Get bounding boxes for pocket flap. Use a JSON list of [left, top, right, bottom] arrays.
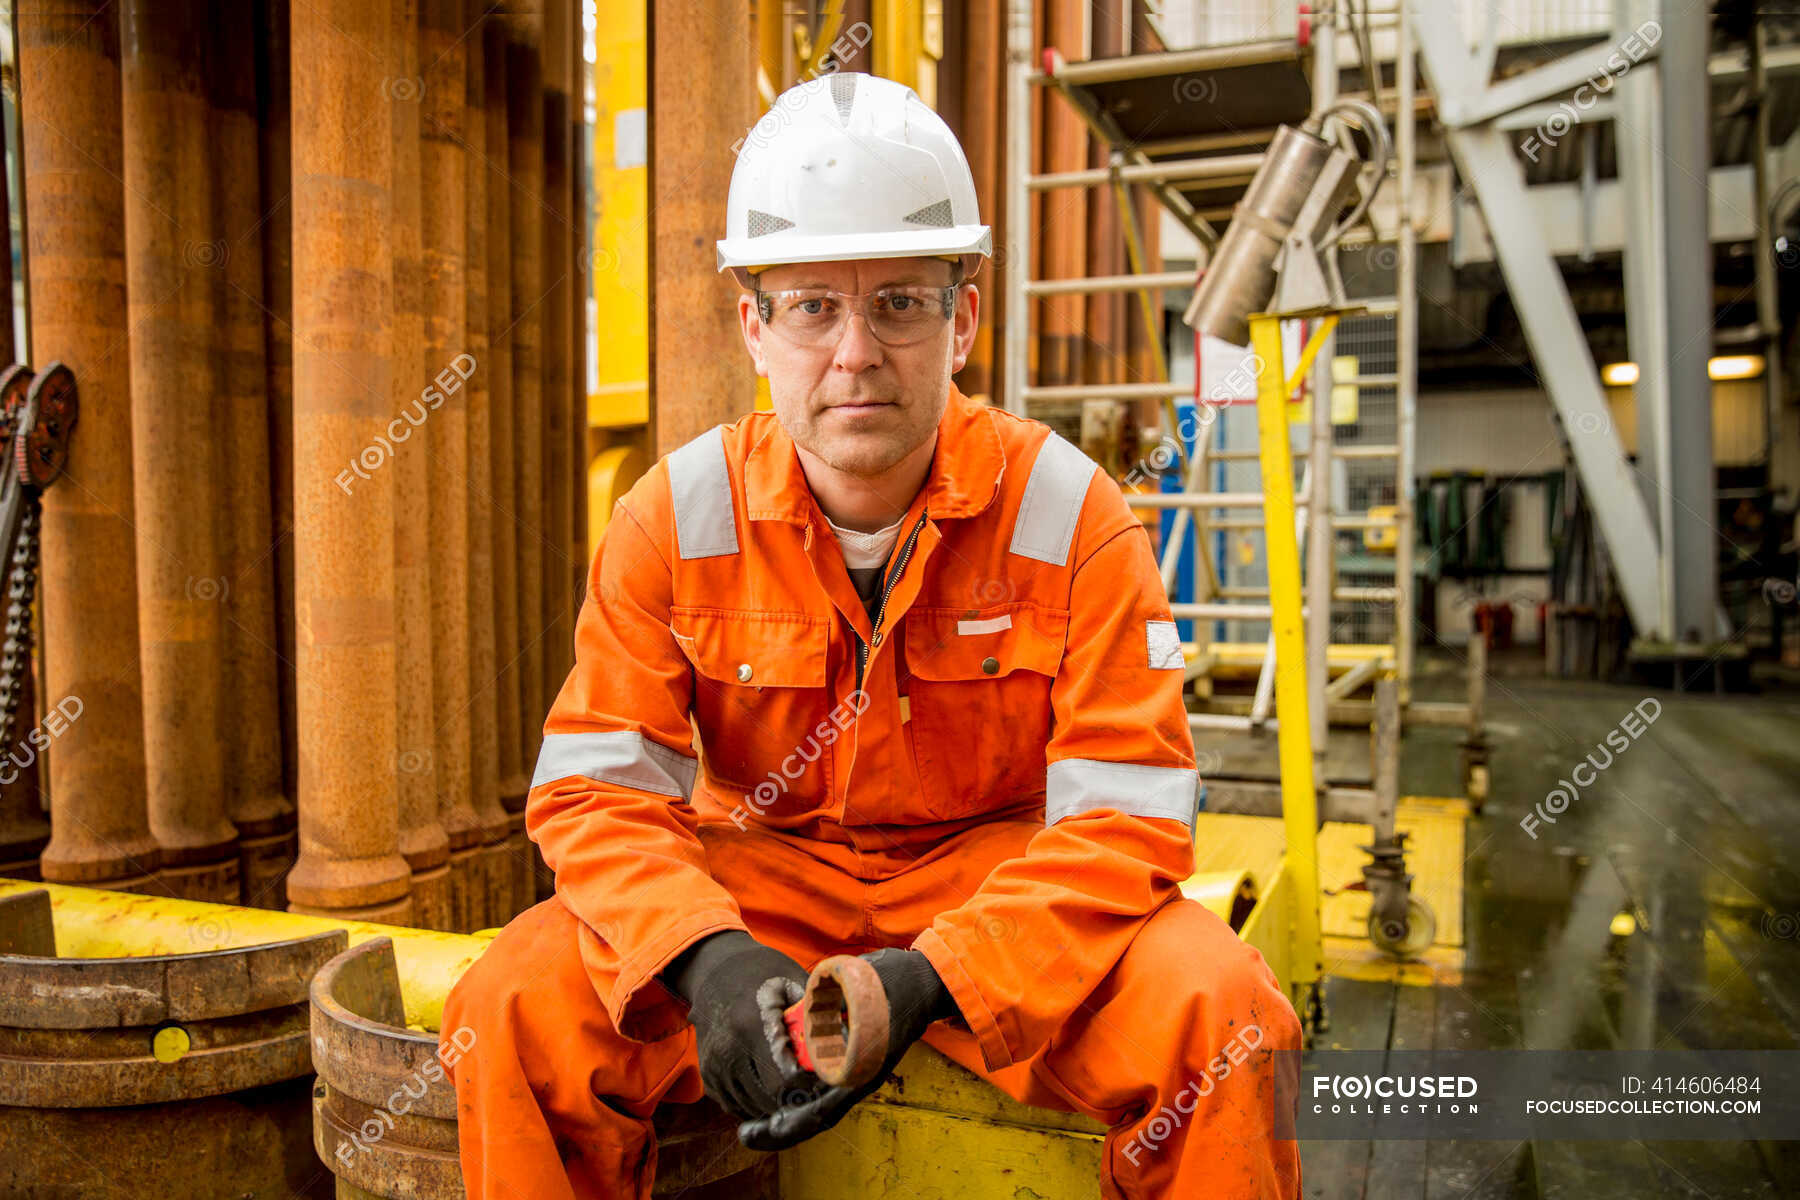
[[670, 607, 829, 688], [904, 604, 1068, 681]]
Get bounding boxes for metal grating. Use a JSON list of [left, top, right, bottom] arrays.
[[1330, 311, 1400, 647]]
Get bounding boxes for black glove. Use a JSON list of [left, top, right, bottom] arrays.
[[737, 947, 958, 1151], [660, 930, 816, 1121]]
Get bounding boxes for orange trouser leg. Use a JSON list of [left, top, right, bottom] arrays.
[[442, 826, 871, 1199], [440, 898, 702, 1200], [917, 897, 1303, 1200]]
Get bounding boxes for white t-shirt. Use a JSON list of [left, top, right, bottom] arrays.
[[826, 514, 905, 570], [827, 514, 904, 623]]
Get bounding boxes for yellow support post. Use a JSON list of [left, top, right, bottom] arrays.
[[1249, 312, 1334, 1023], [589, 0, 648, 432], [873, 0, 924, 98]]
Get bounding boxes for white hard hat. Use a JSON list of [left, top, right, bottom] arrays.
[[716, 72, 991, 273]]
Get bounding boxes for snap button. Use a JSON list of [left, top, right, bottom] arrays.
[[736, 663, 753, 682], [981, 656, 999, 675]]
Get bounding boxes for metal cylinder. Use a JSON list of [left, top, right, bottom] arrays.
[[420, 0, 490, 934], [565, 8, 589, 702], [649, 0, 755, 452], [484, 16, 531, 913], [506, 8, 547, 845], [541, 0, 574, 733], [0, 888, 341, 1198], [212, 0, 296, 909], [462, 0, 504, 938], [285, 0, 414, 924], [310, 937, 462, 1197], [1183, 123, 1336, 347], [21, 0, 163, 890], [257, 0, 300, 818], [392, 0, 454, 933], [119, 0, 241, 902]]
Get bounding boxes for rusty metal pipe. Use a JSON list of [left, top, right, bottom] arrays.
[[285, 0, 413, 924], [392, 0, 454, 933], [650, 0, 754, 453], [18, 0, 163, 888], [20, 0, 162, 890], [421, 0, 500, 935], [506, 7, 547, 830], [463, 1, 508, 938], [484, 17, 532, 912], [119, 0, 241, 902], [256, 0, 300, 825], [565, 2, 588, 687], [540, 0, 574, 734], [211, 0, 296, 909]]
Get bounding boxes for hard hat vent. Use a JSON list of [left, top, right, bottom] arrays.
[[747, 210, 795, 238], [830, 72, 857, 122], [902, 199, 953, 228]]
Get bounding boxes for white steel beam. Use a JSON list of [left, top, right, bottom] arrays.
[[1410, 0, 1664, 636]]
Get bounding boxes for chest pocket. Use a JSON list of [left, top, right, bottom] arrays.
[[670, 607, 837, 815], [902, 603, 1068, 820]]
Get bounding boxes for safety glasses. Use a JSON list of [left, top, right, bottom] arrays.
[[755, 283, 961, 347]]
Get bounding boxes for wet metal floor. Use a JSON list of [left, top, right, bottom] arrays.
[[1302, 650, 1800, 1198]]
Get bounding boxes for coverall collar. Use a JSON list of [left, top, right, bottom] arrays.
[[743, 383, 1004, 528]]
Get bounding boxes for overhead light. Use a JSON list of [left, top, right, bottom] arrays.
[[1708, 354, 1765, 381], [1598, 356, 1766, 386]]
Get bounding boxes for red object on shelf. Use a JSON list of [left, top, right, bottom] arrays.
[[1298, 4, 1312, 47], [1474, 601, 1516, 651]]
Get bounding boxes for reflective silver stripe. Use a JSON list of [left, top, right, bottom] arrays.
[[667, 426, 739, 559], [1147, 620, 1184, 670], [531, 730, 699, 800], [1045, 758, 1199, 828], [1010, 432, 1096, 566]]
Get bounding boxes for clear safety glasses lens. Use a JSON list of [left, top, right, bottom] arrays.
[[759, 285, 956, 347]]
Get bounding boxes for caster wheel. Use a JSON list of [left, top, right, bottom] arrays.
[[1368, 895, 1436, 961]]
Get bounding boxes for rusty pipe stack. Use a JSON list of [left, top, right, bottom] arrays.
[[13, 0, 591, 934]]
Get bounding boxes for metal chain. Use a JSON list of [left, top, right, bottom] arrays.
[[0, 499, 40, 752]]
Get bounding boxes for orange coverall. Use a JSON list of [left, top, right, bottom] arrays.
[[443, 385, 1301, 1198]]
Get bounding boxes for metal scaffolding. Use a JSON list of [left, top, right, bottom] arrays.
[[1002, 1, 1423, 712]]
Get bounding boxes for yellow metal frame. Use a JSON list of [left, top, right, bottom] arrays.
[[1179, 311, 1338, 1021]]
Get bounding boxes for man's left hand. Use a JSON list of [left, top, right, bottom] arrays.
[[738, 947, 958, 1151]]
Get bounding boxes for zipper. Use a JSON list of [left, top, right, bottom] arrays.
[[854, 507, 928, 693]]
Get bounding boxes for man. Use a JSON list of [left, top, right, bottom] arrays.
[[443, 72, 1300, 1198]]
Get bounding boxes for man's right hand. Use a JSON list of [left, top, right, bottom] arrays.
[[660, 930, 821, 1121]]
